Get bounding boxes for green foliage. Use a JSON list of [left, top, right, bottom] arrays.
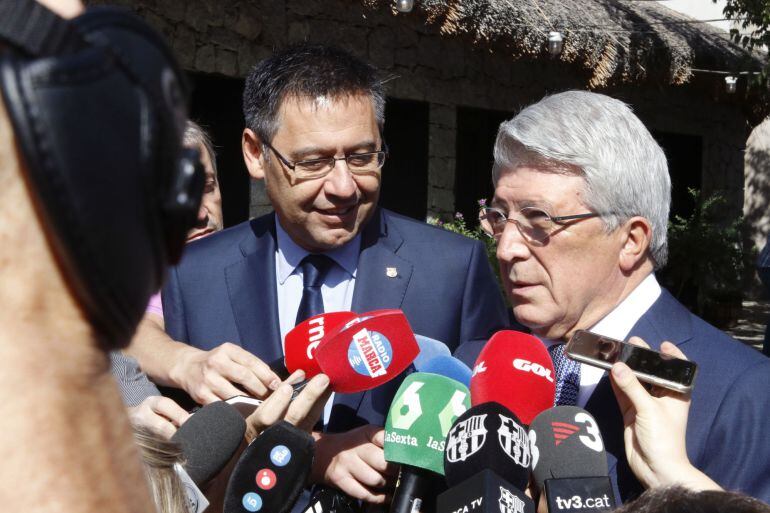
[[718, 0, 770, 89], [658, 188, 747, 324]]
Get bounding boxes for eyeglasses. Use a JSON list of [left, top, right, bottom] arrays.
[[479, 206, 608, 243], [264, 141, 388, 181]]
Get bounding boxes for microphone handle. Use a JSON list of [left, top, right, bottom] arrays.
[[389, 465, 442, 513]]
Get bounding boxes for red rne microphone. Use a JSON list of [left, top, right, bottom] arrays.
[[471, 330, 556, 425], [315, 309, 419, 393], [284, 311, 357, 377]]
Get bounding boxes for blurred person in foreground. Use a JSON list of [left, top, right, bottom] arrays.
[[0, 0, 204, 511], [613, 486, 770, 513], [456, 90, 770, 502]]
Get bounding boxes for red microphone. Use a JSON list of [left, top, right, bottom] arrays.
[[284, 311, 357, 377], [315, 310, 420, 393], [470, 330, 556, 425]]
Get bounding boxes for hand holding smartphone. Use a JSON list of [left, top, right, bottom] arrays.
[[564, 330, 697, 393]]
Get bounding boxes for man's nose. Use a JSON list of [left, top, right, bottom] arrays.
[[197, 202, 209, 224], [496, 221, 531, 263], [323, 159, 358, 199]]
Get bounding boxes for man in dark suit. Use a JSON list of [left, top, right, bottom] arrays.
[[133, 44, 507, 504], [457, 90, 770, 503]]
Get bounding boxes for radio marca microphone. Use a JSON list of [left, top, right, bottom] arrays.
[[471, 331, 556, 424], [421, 356, 472, 388], [385, 372, 470, 513], [529, 406, 616, 512], [412, 334, 452, 371], [171, 401, 246, 486], [224, 421, 314, 513], [284, 311, 357, 377], [315, 310, 419, 393]]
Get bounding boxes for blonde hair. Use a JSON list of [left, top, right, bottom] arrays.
[[133, 427, 189, 513]]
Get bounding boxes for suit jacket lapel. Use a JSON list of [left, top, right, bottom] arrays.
[[330, 210, 414, 431], [352, 209, 413, 312], [585, 288, 694, 501], [224, 215, 283, 363]]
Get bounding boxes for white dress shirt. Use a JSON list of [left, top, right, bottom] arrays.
[[541, 273, 662, 407], [274, 217, 361, 424]]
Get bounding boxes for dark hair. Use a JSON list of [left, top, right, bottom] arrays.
[[614, 486, 770, 513], [242, 43, 385, 142]]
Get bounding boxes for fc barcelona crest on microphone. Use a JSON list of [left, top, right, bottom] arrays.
[[498, 415, 531, 467], [499, 486, 526, 513], [446, 414, 488, 462]]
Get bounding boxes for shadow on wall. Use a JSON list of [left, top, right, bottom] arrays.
[[744, 120, 770, 239], [743, 119, 770, 297]]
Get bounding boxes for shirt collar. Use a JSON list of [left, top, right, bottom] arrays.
[[540, 273, 661, 346], [275, 215, 361, 285]]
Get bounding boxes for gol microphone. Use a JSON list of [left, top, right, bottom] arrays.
[[528, 406, 616, 513], [471, 330, 556, 425], [385, 372, 471, 513], [224, 421, 315, 513], [171, 401, 246, 486], [314, 309, 419, 393], [437, 402, 535, 513]]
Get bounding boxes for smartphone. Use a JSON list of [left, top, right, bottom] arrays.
[[564, 330, 698, 393]]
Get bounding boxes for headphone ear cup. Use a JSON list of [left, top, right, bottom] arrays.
[[161, 147, 204, 264]]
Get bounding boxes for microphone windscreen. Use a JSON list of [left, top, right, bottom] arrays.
[[171, 401, 246, 486], [443, 402, 531, 491], [412, 334, 451, 371], [420, 355, 472, 388], [299, 487, 360, 513], [384, 372, 470, 475], [284, 311, 357, 377], [471, 330, 555, 424], [315, 310, 419, 393], [528, 406, 608, 490], [224, 421, 314, 513]]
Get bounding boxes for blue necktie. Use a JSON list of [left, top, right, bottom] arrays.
[[295, 254, 334, 326], [548, 343, 581, 406]]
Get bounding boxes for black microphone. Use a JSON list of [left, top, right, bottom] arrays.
[[300, 486, 361, 513], [529, 406, 617, 513], [224, 421, 315, 513], [171, 401, 246, 486], [437, 402, 535, 513]]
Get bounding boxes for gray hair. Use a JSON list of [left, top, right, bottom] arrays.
[[493, 90, 671, 268], [183, 120, 217, 176]]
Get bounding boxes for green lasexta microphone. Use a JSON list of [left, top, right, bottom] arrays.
[[385, 372, 470, 513]]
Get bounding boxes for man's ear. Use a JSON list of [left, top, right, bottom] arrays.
[[619, 216, 653, 272], [242, 128, 267, 181]]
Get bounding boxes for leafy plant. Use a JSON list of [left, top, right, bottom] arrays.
[[658, 188, 747, 326]]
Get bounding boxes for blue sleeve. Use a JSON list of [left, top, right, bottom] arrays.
[[699, 358, 770, 501], [161, 264, 188, 343]]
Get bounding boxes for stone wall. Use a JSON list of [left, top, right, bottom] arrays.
[[88, 0, 753, 226]]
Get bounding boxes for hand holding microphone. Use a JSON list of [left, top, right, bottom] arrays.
[[244, 370, 332, 442], [609, 338, 720, 492]]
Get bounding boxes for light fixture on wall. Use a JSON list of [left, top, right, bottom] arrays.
[[725, 75, 738, 94], [548, 31, 564, 56], [396, 0, 414, 13]]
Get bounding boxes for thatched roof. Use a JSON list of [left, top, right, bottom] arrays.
[[362, 0, 763, 89]]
